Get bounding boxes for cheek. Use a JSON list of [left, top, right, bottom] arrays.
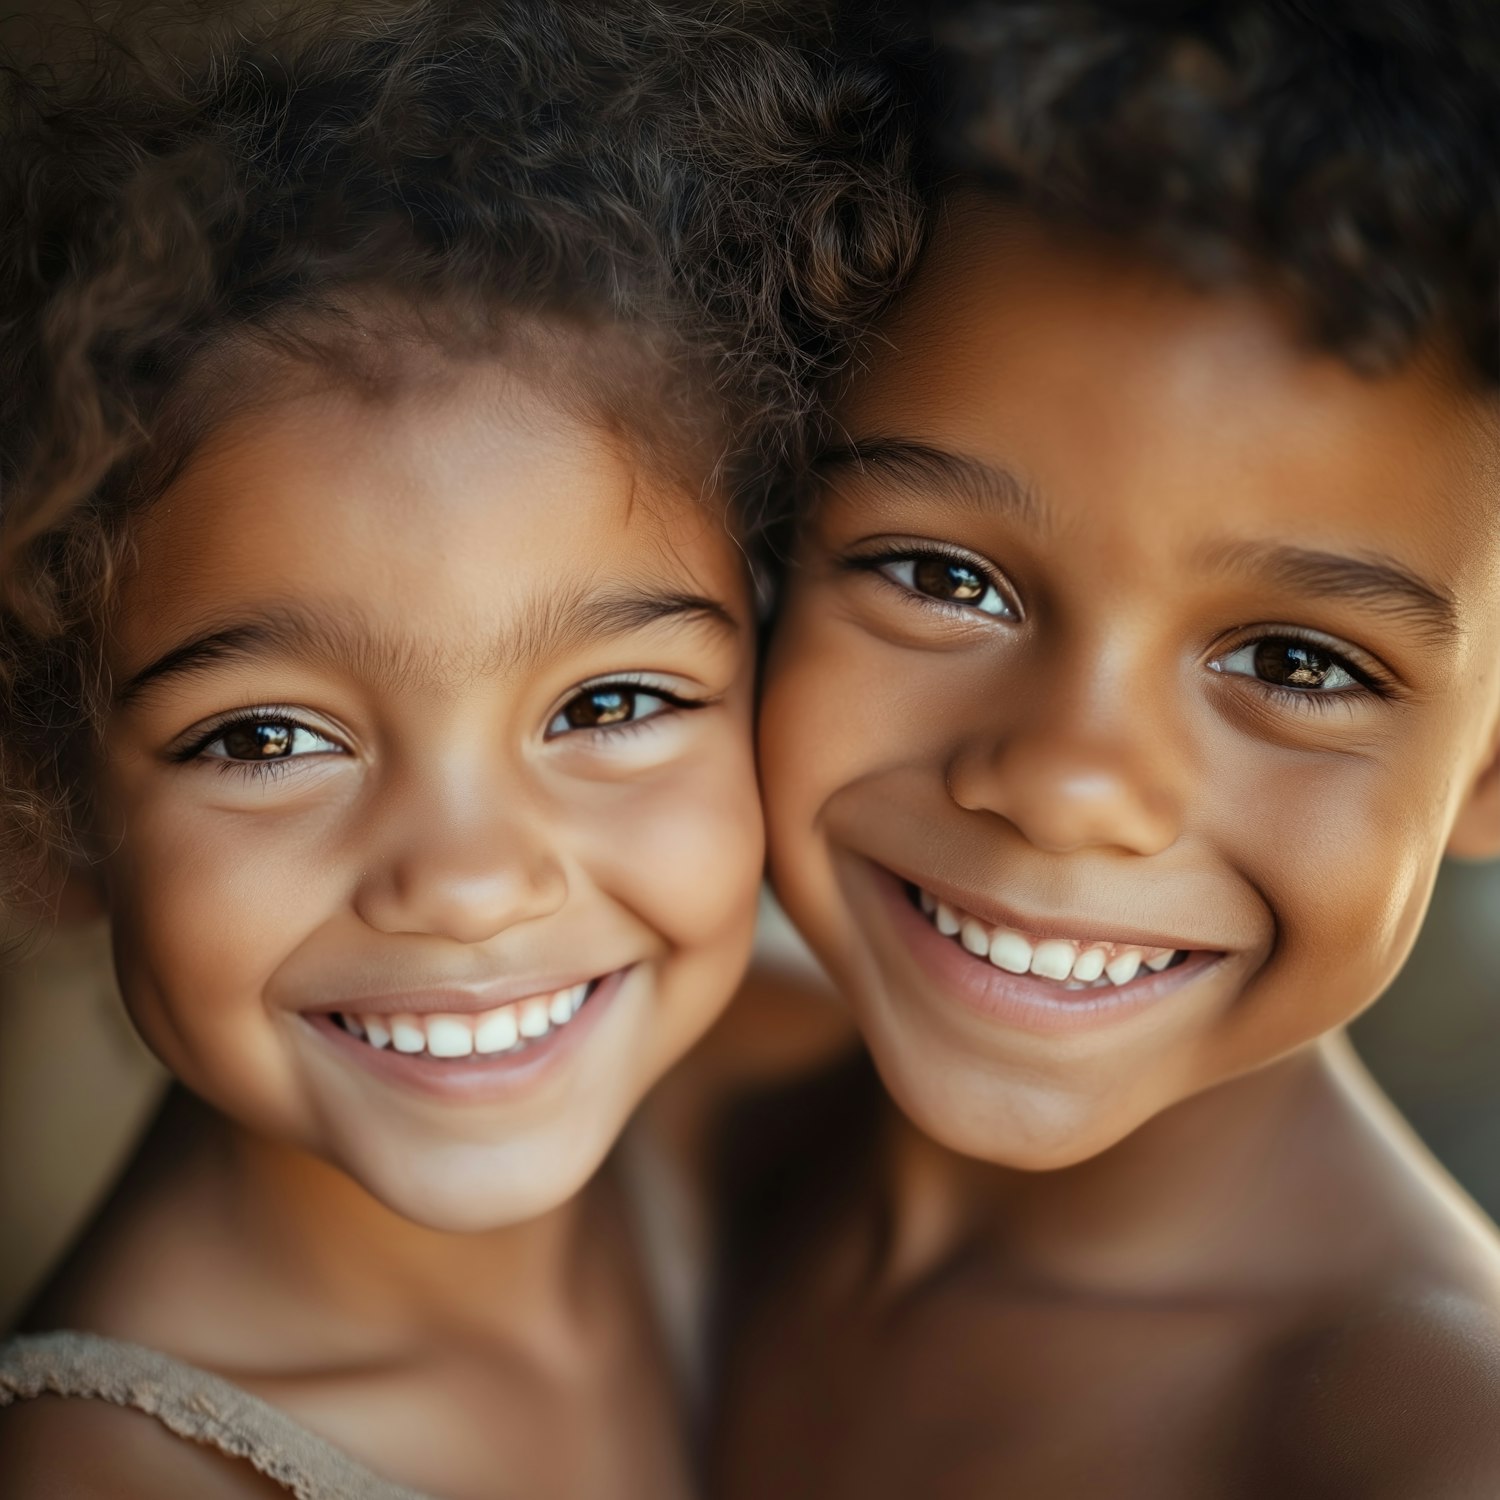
[[761, 606, 874, 851], [1207, 735, 1452, 1047], [581, 722, 765, 951], [759, 598, 946, 964], [99, 771, 342, 1095]]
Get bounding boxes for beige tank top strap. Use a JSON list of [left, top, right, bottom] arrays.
[[0, 1330, 435, 1500]]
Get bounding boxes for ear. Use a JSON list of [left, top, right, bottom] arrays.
[[1448, 725, 1500, 861]]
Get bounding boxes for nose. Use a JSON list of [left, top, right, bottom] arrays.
[[354, 772, 567, 944], [945, 645, 1186, 858]]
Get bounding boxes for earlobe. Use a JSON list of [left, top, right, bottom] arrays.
[[1447, 730, 1500, 862]]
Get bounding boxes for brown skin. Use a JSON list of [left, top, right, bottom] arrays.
[[714, 202, 1500, 1498], [0, 358, 764, 1498]]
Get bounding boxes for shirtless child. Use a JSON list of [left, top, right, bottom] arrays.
[[714, 3, 1500, 1495]]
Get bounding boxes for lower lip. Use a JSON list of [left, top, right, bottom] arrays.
[[300, 967, 630, 1102], [868, 862, 1222, 1036]]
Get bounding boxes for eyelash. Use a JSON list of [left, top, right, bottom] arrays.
[[1211, 630, 1397, 713], [170, 708, 346, 782], [842, 544, 1017, 620], [546, 677, 711, 743], [171, 680, 712, 779], [843, 547, 1397, 715]]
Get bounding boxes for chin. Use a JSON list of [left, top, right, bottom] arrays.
[[871, 1043, 1146, 1173], [345, 1139, 609, 1233]]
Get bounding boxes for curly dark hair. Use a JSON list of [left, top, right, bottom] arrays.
[[0, 0, 921, 919], [923, 0, 1500, 386]]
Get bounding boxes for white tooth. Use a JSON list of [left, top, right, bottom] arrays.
[[343, 1014, 365, 1040], [934, 903, 961, 937], [988, 930, 1033, 974], [390, 1015, 425, 1054], [549, 989, 574, 1026], [519, 998, 550, 1038], [1072, 948, 1108, 984], [918, 888, 936, 915], [425, 1015, 474, 1058], [1146, 951, 1175, 972], [363, 1017, 391, 1049], [1105, 952, 1143, 986], [569, 983, 588, 1016], [1030, 940, 1075, 981], [960, 918, 991, 957], [474, 1005, 519, 1054]]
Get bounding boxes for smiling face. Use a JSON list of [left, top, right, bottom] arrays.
[[93, 357, 763, 1230], [759, 203, 1500, 1170]]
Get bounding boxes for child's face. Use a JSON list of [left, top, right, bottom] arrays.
[[759, 202, 1500, 1169], [95, 358, 763, 1229]]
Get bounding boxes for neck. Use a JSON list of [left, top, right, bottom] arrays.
[[173, 1091, 619, 1357], [880, 1034, 1406, 1298]]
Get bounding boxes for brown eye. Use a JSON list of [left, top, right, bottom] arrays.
[[220, 722, 294, 758], [1255, 640, 1335, 688], [564, 689, 635, 729], [1213, 637, 1361, 693], [878, 552, 1014, 618], [914, 557, 986, 602], [195, 718, 343, 763], [547, 683, 688, 739]]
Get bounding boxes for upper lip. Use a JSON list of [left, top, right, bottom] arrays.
[[880, 860, 1220, 954], [299, 969, 614, 1017]]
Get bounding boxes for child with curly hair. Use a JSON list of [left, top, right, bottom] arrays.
[[716, 3, 1500, 1495], [0, 3, 916, 1494]]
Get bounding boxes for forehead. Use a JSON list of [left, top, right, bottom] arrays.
[[114, 363, 743, 677], [844, 200, 1500, 602]]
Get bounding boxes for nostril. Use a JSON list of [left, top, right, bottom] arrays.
[[947, 739, 1181, 859]]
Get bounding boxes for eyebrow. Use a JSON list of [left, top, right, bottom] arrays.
[[1201, 540, 1461, 646], [815, 438, 1043, 527], [116, 587, 739, 705]]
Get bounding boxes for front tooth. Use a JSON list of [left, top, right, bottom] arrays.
[[474, 1005, 519, 1054], [363, 1017, 391, 1049], [390, 1014, 425, 1053], [960, 918, 991, 957], [1030, 940, 1075, 981], [934, 903, 961, 937], [988, 930, 1033, 974], [918, 888, 936, 915], [425, 1015, 474, 1058], [344, 1014, 366, 1040], [1072, 948, 1108, 984], [519, 999, 550, 1038], [569, 983, 588, 1016], [1146, 951, 1176, 972], [1105, 952, 1143, 985], [548, 989, 574, 1025]]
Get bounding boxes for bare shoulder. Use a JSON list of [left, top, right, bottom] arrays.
[[1251, 1283, 1500, 1498], [0, 1395, 289, 1499]]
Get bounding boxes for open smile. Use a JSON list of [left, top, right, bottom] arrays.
[[912, 885, 1189, 989], [302, 967, 631, 1100], [866, 862, 1224, 1034], [333, 980, 594, 1059]]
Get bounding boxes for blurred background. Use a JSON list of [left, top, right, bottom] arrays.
[[1352, 861, 1500, 1213]]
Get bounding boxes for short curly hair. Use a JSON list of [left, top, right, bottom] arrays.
[[924, 0, 1500, 386], [0, 0, 921, 919]]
